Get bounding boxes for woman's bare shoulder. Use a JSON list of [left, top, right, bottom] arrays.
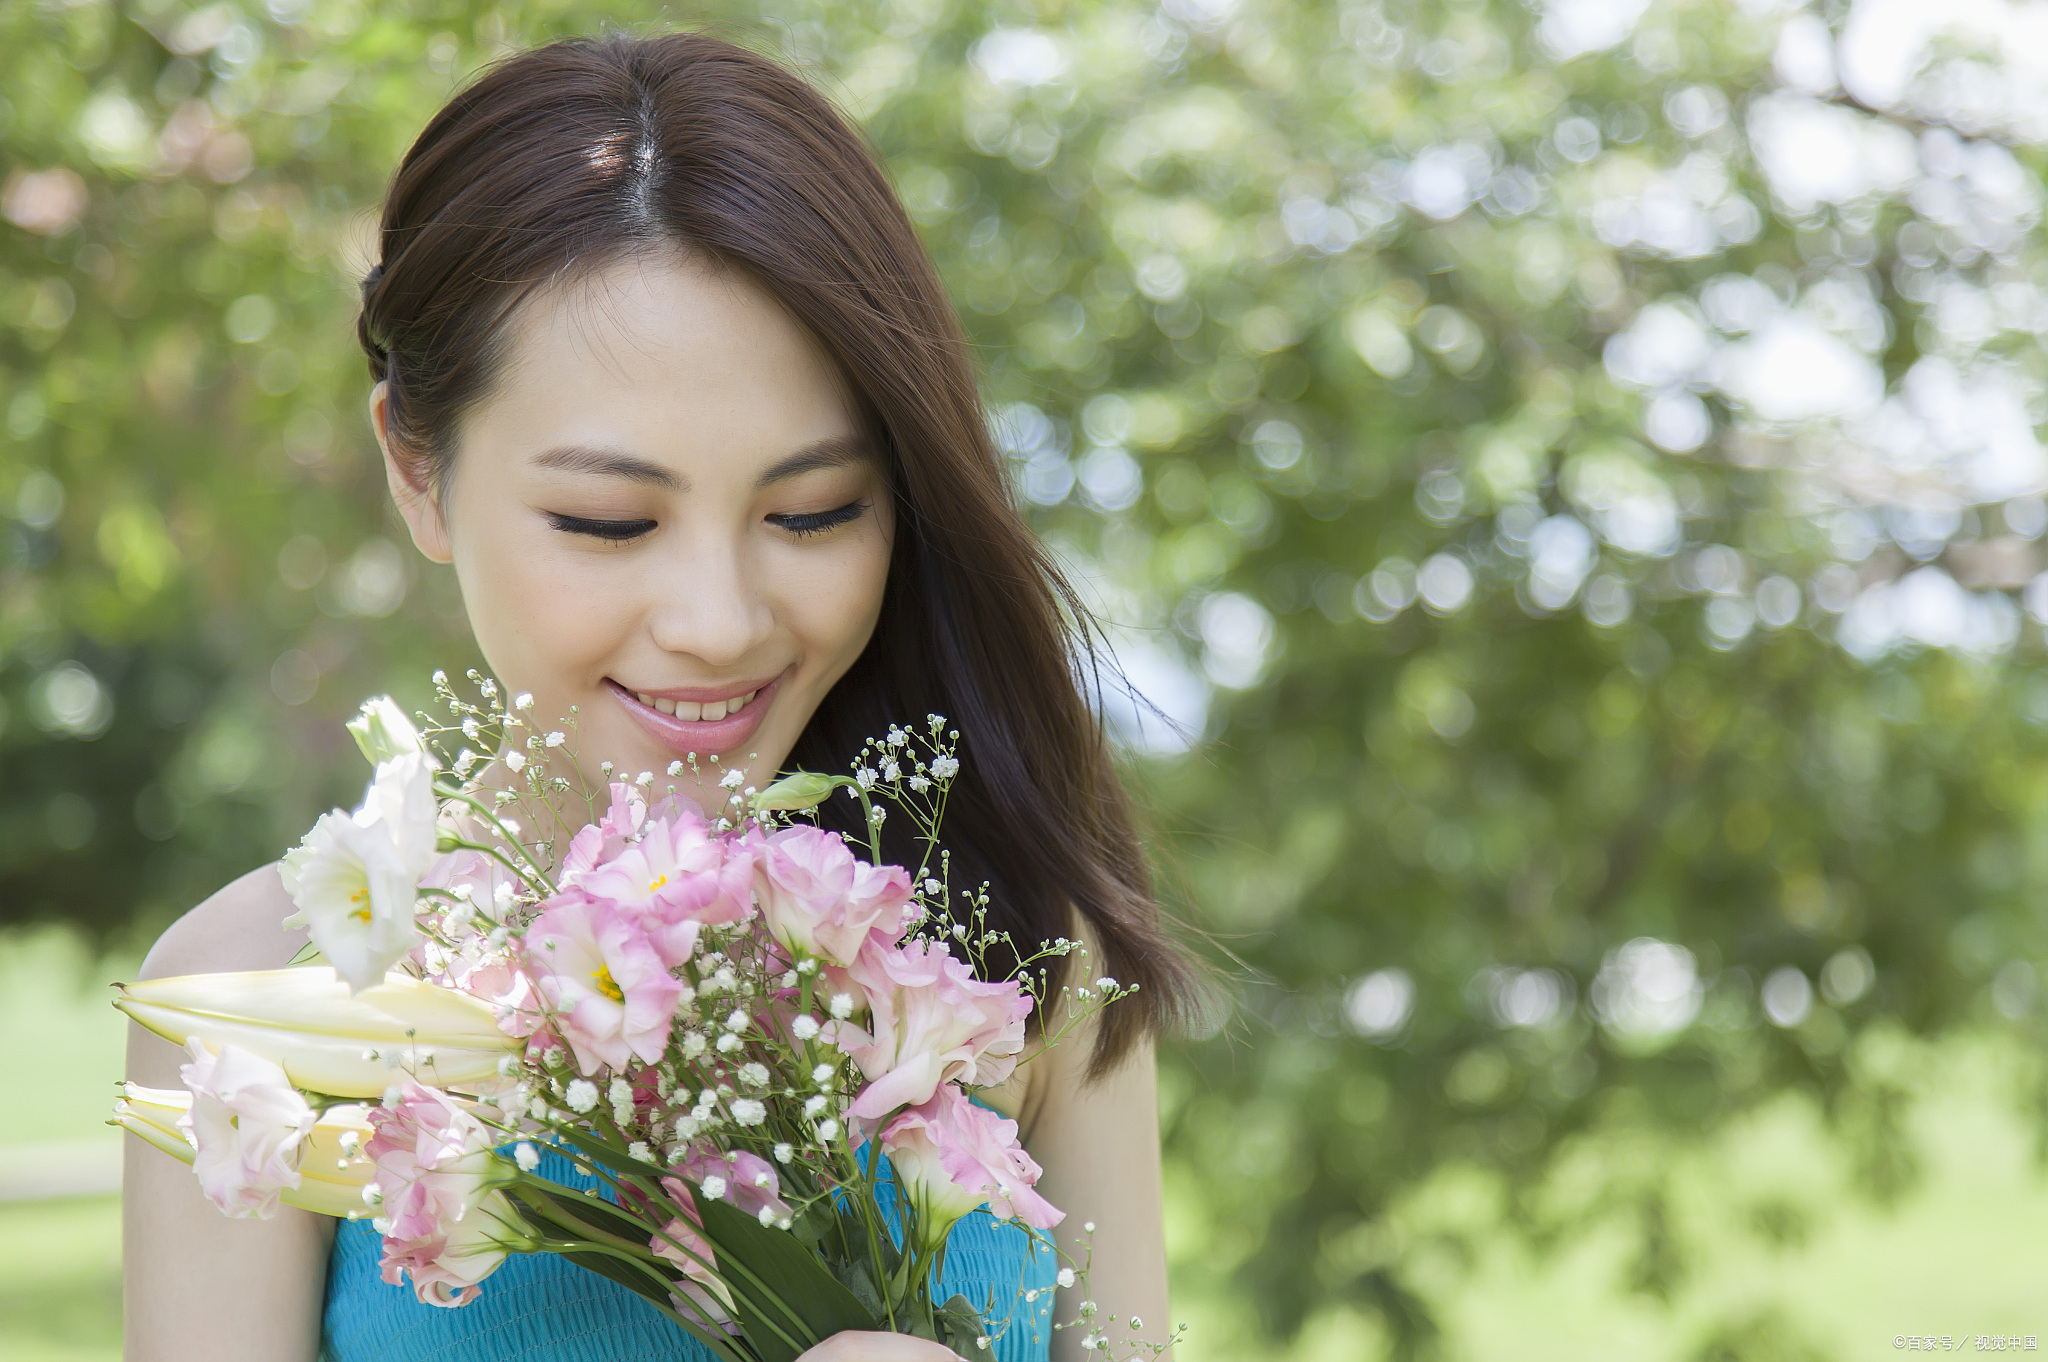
[[139, 862, 309, 980]]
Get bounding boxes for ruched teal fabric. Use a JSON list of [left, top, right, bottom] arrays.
[[321, 1138, 1057, 1362]]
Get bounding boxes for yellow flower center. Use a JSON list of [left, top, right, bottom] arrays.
[[593, 964, 624, 1002], [349, 887, 372, 924], [648, 873, 668, 894]]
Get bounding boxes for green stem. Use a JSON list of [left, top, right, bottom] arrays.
[[528, 1230, 750, 1362], [518, 1162, 811, 1359], [438, 787, 559, 895]]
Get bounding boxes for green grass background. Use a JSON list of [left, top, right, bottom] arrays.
[[5, 924, 2042, 1362]]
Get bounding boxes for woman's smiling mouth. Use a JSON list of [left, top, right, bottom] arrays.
[[602, 673, 784, 757]]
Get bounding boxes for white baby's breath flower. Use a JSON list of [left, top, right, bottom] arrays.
[[628, 1141, 653, 1164], [608, 1078, 634, 1107], [773, 1143, 793, 1163], [738, 1063, 770, 1089], [723, 1009, 750, 1033], [514, 1142, 540, 1172], [545, 731, 566, 747], [929, 755, 960, 779], [730, 1098, 767, 1126], [699, 1173, 728, 1199], [667, 760, 684, 776], [816, 1118, 839, 1141], [505, 751, 526, 773], [791, 1015, 820, 1041], [803, 1095, 828, 1118], [716, 1033, 742, 1053], [719, 768, 746, 790], [1057, 1268, 1076, 1289], [564, 1080, 598, 1114], [828, 993, 854, 1020], [811, 1063, 836, 1086], [682, 1032, 707, 1057]]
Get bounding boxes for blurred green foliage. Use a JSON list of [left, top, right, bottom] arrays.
[[7, 0, 2048, 1354]]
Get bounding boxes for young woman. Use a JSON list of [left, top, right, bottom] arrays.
[[123, 31, 1195, 1362]]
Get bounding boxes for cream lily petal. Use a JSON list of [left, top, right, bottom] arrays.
[[114, 969, 519, 1098], [114, 1084, 198, 1164]]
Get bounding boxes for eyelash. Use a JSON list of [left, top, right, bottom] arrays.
[[545, 514, 657, 542], [767, 501, 868, 539], [544, 502, 868, 543]]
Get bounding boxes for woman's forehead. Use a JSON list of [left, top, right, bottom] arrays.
[[462, 252, 869, 483]]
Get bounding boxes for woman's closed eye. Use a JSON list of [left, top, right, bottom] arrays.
[[768, 501, 868, 539], [544, 512, 658, 542]]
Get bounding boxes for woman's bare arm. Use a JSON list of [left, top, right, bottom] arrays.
[[1024, 1022, 1174, 1361], [123, 863, 334, 1361]]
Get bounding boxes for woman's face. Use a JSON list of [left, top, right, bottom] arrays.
[[374, 250, 894, 812]]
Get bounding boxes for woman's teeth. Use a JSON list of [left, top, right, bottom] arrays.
[[633, 689, 756, 722]]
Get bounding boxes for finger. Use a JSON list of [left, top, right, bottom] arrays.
[[795, 1331, 967, 1362]]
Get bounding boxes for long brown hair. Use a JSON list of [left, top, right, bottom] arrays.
[[356, 32, 1197, 1072]]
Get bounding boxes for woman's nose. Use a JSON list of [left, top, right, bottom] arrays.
[[645, 531, 776, 668]]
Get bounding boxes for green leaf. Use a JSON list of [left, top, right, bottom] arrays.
[[829, 1256, 887, 1322], [936, 1294, 991, 1356], [513, 1183, 658, 1252], [694, 1194, 879, 1362]]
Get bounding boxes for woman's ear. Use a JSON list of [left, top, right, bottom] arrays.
[[370, 380, 454, 565]]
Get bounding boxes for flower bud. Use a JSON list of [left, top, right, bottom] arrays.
[[347, 696, 432, 768], [752, 771, 836, 812]]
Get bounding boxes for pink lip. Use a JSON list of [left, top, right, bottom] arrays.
[[604, 671, 785, 759]]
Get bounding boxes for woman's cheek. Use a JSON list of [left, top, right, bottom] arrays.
[[461, 530, 622, 696], [788, 532, 891, 673]]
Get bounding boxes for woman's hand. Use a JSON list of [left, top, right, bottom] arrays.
[[795, 1332, 965, 1361]]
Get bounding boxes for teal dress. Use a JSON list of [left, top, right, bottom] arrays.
[[321, 1143, 1057, 1362]]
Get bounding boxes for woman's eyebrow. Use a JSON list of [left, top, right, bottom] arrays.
[[531, 445, 685, 490], [753, 434, 871, 489]]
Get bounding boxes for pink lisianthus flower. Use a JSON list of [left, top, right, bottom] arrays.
[[679, 1147, 794, 1226], [754, 826, 912, 967], [651, 1176, 738, 1329], [177, 1040, 317, 1219], [366, 1081, 527, 1307], [837, 940, 1032, 1121], [524, 895, 682, 1074], [880, 1085, 1063, 1251], [572, 807, 754, 966], [560, 782, 649, 878]]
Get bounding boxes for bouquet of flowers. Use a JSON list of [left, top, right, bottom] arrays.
[[115, 673, 1168, 1360]]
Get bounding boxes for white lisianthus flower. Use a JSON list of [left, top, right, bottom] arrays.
[[177, 1040, 317, 1219], [281, 754, 441, 993]]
